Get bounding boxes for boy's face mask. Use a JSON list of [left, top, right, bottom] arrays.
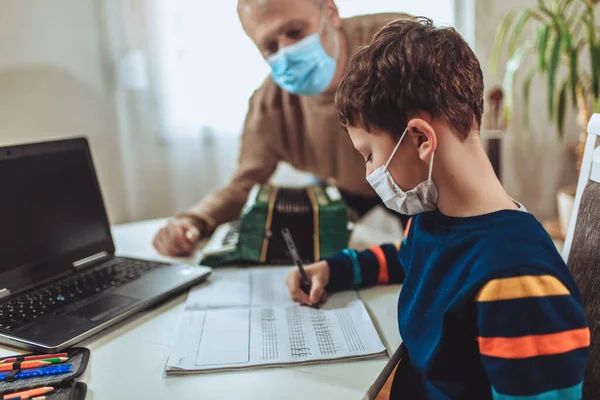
[[266, 9, 339, 96], [366, 127, 439, 215]]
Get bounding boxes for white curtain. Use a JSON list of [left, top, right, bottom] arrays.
[[151, 0, 456, 141], [100, 0, 458, 222]]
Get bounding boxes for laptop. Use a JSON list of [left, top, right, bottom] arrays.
[[0, 137, 212, 352]]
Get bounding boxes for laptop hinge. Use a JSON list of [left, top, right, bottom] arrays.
[[0, 288, 10, 300], [73, 251, 110, 270]]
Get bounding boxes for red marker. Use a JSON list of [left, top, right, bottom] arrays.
[[0, 353, 68, 364]]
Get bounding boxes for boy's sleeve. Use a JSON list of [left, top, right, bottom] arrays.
[[475, 268, 590, 399], [325, 218, 413, 292]]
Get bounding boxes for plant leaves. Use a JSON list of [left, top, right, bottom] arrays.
[[568, 0, 584, 19], [560, 0, 576, 13], [584, 8, 599, 99], [538, 3, 560, 29], [548, 35, 562, 119], [556, 79, 569, 138], [594, 45, 600, 100], [509, 10, 534, 58], [491, 9, 518, 77], [552, 0, 574, 51], [537, 25, 551, 70], [570, 2, 586, 43], [523, 68, 538, 131], [558, 20, 573, 51], [502, 43, 532, 124], [569, 49, 579, 104], [593, 97, 600, 113]]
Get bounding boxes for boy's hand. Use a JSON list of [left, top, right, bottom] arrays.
[[286, 261, 330, 306]]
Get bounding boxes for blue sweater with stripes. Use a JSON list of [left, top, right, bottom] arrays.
[[325, 208, 589, 399]]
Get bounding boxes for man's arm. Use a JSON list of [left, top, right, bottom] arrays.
[[176, 91, 281, 236], [476, 268, 589, 399], [154, 90, 282, 256]]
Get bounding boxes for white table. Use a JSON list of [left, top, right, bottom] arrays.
[[0, 219, 402, 400]]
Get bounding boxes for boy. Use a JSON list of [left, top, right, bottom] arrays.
[[285, 17, 590, 399]]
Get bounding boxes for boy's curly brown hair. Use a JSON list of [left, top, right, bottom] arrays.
[[335, 17, 484, 140]]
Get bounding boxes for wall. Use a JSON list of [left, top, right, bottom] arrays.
[[475, 0, 580, 219], [0, 0, 129, 224]]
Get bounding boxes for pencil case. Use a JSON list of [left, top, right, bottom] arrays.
[[0, 347, 89, 400]]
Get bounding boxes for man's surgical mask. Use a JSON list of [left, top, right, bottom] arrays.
[[266, 10, 339, 96], [366, 128, 439, 215]]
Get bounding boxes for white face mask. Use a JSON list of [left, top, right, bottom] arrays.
[[366, 128, 439, 215]]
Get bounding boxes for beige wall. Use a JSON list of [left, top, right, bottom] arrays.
[[0, 0, 128, 224], [475, 0, 580, 220]]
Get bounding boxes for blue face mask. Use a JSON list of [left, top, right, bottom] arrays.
[[267, 18, 339, 96]]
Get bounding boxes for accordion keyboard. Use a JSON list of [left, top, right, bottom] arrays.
[[202, 220, 240, 256]]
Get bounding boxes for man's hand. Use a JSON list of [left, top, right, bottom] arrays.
[[286, 261, 330, 306], [153, 217, 202, 256]]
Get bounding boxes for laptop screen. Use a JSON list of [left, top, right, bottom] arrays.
[[0, 139, 113, 292]]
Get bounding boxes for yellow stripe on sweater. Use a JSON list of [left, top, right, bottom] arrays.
[[476, 275, 570, 302]]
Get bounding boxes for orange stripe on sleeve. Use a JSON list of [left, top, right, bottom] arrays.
[[370, 246, 389, 284], [478, 327, 590, 359], [403, 217, 412, 238], [476, 275, 570, 302]]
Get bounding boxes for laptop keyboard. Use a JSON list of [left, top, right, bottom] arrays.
[[0, 257, 168, 332]]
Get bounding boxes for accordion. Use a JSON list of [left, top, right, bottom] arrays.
[[199, 183, 350, 267]]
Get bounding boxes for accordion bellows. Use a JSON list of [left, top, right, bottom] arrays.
[[200, 184, 350, 267]]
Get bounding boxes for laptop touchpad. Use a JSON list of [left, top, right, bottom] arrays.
[[68, 294, 138, 322]]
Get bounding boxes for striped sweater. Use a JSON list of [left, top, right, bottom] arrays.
[[325, 209, 589, 399]]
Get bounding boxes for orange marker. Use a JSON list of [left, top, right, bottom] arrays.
[[0, 361, 52, 372], [3, 386, 53, 399]]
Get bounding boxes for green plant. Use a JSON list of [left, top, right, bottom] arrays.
[[492, 0, 600, 168]]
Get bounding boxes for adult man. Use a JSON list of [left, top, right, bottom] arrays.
[[153, 0, 410, 256]]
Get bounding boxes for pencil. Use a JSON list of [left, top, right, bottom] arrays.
[[362, 344, 406, 400], [0, 361, 52, 373]]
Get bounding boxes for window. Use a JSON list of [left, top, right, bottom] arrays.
[[152, 0, 457, 138]]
